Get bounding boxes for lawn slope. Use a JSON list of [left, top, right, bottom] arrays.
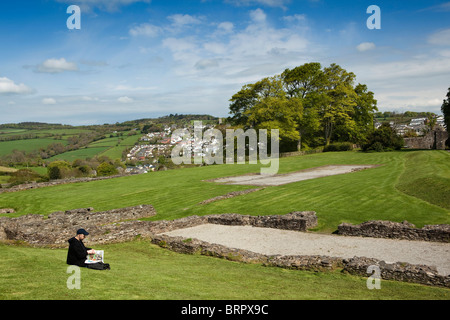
[[0, 151, 448, 232], [0, 240, 448, 300]]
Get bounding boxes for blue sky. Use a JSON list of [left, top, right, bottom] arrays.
[[0, 0, 449, 125]]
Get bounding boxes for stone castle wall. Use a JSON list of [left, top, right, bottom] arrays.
[[404, 126, 448, 150]]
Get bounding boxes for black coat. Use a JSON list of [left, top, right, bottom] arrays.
[[66, 237, 92, 267]]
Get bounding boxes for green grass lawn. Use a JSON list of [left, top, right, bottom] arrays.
[[0, 240, 448, 300], [0, 150, 449, 300], [1, 150, 449, 231]]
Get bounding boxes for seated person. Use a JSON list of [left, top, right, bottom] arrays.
[[67, 228, 110, 270]]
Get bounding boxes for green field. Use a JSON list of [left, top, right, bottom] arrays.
[[0, 150, 449, 300], [0, 240, 448, 300], [1, 150, 448, 230], [47, 146, 112, 162], [47, 132, 141, 162], [0, 138, 69, 157]]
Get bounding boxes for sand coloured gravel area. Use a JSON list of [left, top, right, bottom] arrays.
[[162, 224, 450, 276], [211, 165, 378, 186]]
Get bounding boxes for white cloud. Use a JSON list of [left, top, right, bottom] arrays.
[[115, 85, 157, 91], [160, 8, 312, 84], [249, 8, 267, 24], [225, 0, 291, 9], [217, 22, 234, 34], [42, 98, 57, 105], [356, 42, 376, 52], [168, 14, 202, 27], [55, 0, 151, 12], [0, 77, 33, 94], [118, 96, 134, 103], [36, 58, 78, 74], [428, 28, 450, 46], [129, 23, 161, 37], [283, 14, 307, 24]]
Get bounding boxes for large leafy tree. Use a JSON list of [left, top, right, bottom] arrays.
[[320, 64, 358, 145], [282, 62, 326, 99], [442, 88, 450, 147], [229, 76, 285, 126], [282, 63, 325, 149], [228, 62, 378, 150], [245, 96, 303, 151]]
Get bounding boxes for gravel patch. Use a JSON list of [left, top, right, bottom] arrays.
[[211, 165, 378, 186], [162, 224, 450, 276]]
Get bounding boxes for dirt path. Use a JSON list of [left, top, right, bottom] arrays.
[[162, 224, 450, 276]]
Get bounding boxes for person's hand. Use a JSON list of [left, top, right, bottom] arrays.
[[87, 249, 95, 255]]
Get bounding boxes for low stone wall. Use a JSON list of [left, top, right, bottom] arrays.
[[2, 207, 448, 287], [338, 220, 450, 243], [0, 205, 157, 246], [0, 174, 127, 194], [198, 188, 264, 205], [342, 257, 449, 288], [0, 208, 317, 246], [151, 233, 450, 288]]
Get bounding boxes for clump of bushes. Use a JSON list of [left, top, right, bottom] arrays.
[[7, 169, 48, 187], [323, 142, 354, 152], [47, 156, 124, 180], [362, 123, 404, 152]]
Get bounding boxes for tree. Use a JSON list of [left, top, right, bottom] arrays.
[[47, 161, 71, 180], [228, 62, 378, 151], [282, 63, 325, 149], [320, 64, 357, 145], [282, 62, 325, 98], [351, 84, 378, 143], [442, 88, 450, 131], [362, 123, 404, 152], [97, 162, 118, 177], [228, 76, 285, 126], [442, 88, 450, 147], [245, 96, 303, 152]]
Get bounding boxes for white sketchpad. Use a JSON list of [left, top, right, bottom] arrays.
[[85, 250, 104, 264]]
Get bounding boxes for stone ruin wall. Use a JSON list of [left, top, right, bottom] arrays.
[[1, 206, 449, 287], [404, 127, 448, 150], [338, 220, 450, 243], [0, 206, 317, 246]]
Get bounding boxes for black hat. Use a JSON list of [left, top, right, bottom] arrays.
[[77, 229, 89, 236]]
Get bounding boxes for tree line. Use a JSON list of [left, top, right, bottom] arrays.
[[227, 62, 379, 152]]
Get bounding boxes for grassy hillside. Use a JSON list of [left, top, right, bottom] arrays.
[[1, 150, 449, 232], [47, 131, 141, 162], [0, 150, 449, 300], [0, 138, 69, 157]]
